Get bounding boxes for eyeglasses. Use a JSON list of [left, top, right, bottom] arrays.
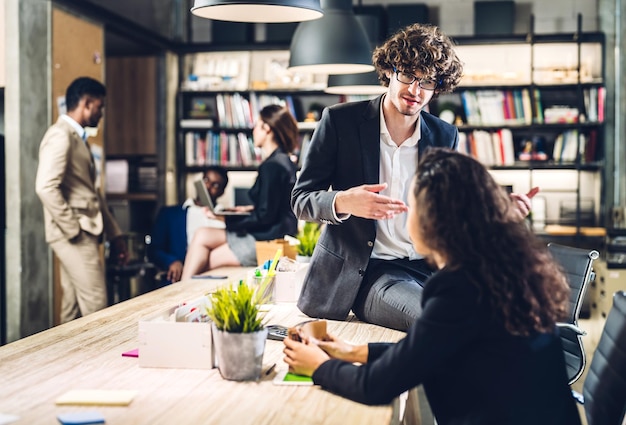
[[203, 177, 224, 190], [392, 67, 438, 90]]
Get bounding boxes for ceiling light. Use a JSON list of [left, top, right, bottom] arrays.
[[191, 0, 323, 23], [288, 0, 374, 75], [325, 71, 387, 95]]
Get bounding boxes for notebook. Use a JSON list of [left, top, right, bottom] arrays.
[[194, 179, 250, 216]]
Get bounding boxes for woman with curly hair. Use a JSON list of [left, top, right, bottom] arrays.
[[292, 23, 536, 331], [285, 149, 580, 425]]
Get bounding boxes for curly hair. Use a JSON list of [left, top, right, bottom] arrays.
[[412, 148, 570, 336], [372, 23, 463, 95]]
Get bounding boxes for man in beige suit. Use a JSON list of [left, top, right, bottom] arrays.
[[36, 77, 126, 323]]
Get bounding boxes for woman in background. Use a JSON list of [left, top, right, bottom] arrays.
[[179, 105, 298, 280], [283, 148, 581, 425]]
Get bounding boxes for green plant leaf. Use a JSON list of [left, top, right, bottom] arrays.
[[205, 280, 268, 333], [296, 222, 321, 256]]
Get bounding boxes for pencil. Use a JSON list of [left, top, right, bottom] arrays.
[[265, 363, 277, 376]]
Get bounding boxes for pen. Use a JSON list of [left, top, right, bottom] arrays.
[[265, 363, 277, 376]]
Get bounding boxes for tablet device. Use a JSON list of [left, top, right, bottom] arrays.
[[194, 179, 250, 216], [272, 369, 314, 386]]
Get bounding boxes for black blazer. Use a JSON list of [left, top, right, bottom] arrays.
[[312, 268, 582, 425], [227, 148, 298, 240], [292, 95, 459, 320]]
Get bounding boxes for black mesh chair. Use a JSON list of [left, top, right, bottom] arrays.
[[582, 291, 626, 425], [547, 243, 599, 385]]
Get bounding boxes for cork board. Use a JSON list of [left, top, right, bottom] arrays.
[[51, 7, 104, 325], [0, 0, 5, 87]]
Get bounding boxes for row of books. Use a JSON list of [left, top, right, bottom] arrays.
[[206, 93, 299, 129], [460, 87, 605, 126], [461, 90, 534, 126], [553, 129, 599, 164], [184, 131, 261, 167], [458, 129, 516, 166], [459, 128, 599, 166]]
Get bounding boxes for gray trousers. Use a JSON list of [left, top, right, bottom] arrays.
[[50, 231, 107, 323], [352, 258, 434, 331]]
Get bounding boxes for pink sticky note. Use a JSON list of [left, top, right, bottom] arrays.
[[121, 349, 139, 358]]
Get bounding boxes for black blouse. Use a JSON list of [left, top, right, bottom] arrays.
[[225, 148, 298, 241], [312, 268, 581, 425]]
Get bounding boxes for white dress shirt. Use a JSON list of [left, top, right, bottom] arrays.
[[371, 103, 422, 261]]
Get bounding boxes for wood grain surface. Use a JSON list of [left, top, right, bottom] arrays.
[[0, 267, 408, 425]]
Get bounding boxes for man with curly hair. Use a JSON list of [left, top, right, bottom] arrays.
[[292, 23, 533, 331]]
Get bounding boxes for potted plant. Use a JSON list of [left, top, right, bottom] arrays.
[[296, 222, 321, 263], [206, 280, 270, 381]]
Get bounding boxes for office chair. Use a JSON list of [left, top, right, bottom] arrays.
[[547, 243, 599, 385], [582, 291, 626, 425]]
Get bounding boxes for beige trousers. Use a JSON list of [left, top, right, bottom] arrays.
[[50, 231, 107, 323]]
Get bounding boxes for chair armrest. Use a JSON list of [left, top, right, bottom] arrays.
[[557, 322, 587, 336]]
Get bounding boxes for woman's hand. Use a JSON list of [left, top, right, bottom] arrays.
[[283, 337, 330, 377], [232, 205, 254, 212], [202, 206, 224, 221], [314, 333, 369, 364]]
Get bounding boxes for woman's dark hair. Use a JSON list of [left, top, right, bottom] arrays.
[[412, 148, 569, 335], [372, 23, 463, 95], [65, 77, 106, 112], [259, 105, 298, 154]]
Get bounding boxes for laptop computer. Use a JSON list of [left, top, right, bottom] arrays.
[[194, 179, 250, 216]]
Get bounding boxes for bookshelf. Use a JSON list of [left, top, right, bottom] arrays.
[[176, 50, 346, 204], [431, 27, 606, 244]]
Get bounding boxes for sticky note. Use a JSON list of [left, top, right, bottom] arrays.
[[55, 389, 137, 406], [57, 411, 105, 425]]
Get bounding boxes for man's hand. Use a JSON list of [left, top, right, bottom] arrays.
[[335, 183, 408, 220], [509, 187, 539, 222], [167, 260, 183, 282]]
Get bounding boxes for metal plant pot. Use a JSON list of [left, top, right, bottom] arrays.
[[212, 323, 268, 381]]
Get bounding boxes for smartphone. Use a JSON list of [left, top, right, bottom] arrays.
[[267, 324, 289, 341]]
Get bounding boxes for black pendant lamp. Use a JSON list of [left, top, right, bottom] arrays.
[[191, 0, 323, 23], [288, 0, 374, 74], [325, 71, 386, 95], [325, 14, 385, 94]]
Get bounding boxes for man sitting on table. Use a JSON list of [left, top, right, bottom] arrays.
[[149, 165, 228, 283], [291, 23, 535, 331]]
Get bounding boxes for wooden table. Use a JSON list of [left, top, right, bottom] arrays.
[[0, 267, 408, 425]]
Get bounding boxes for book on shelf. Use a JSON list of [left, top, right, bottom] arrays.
[[551, 129, 598, 163], [544, 106, 579, 124], [598, 86, 605, 123], [460, 89, 532, 126], [185, 130, 259, 168], [582, 86, 605, 123], [180, 119, 214, 129], [459, 128, 515, 167], [532, 88, 544, 124]]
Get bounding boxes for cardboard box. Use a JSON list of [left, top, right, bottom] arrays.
[[274, 262, 309, 303], [255, 239, 298, 264], [138, 298, 214, 369]]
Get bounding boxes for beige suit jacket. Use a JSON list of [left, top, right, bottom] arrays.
[[36, 117, 122, 243]]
